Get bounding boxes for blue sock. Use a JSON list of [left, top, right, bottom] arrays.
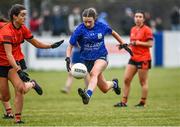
[[86, 90, 93, 97], [113, 81, 117, 88]]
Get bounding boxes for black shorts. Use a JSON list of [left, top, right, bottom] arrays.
[[84, 55, 108, 73], [128, 59, 151, 69], [0, 66, 12, 78], [0, 59, 27, 78]]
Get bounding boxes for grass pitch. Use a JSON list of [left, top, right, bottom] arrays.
[[0, 67, 180, 126]]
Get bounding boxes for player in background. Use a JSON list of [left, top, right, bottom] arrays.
[[61, 46, 88, 93], [61, 7, 88, 93], [65, 7, 132, 105], [114, 10, 154, 107], [0, 4, 63, 123]]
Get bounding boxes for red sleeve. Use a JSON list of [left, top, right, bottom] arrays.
[[22, 25, 33, 39], [145, 27, 153, 41], [0, 29, 13, 44]]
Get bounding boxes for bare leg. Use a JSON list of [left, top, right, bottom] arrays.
[[0, 77, 10, 101], [137, 69, 149, 105], [83, 74, 89, 88], [2, 101, 14, 118], [87, 59, 107, 92], [97, 73, 113, 93], [114, 64, 137, 107], [2, 101, 11, 109], [77, 59, 107, 104], [62, 73, 74, 93], [0, 77, 13, 117], [8, 69, 30, 122], [122, 64, 137, 103]]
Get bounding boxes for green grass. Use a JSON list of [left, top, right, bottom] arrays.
[[0, 67, 180, 126]]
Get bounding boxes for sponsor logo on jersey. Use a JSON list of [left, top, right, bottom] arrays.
[[98, 33, 102, 39]]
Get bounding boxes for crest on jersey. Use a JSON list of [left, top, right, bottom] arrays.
[[98, 33, 102, 39]]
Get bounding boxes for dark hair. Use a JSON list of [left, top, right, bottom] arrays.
[[82, 8, 97, 20], [135, 10, 145, 19], [9, 4, 26, 21]]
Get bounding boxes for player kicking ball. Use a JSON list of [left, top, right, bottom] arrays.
[[65, 8, 132, 105]]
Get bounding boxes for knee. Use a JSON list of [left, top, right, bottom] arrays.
[[18, 87, 25, 94], [139, 79, 147, 86], [16, 84, 26, 94], [124, 77, 131, 86], [90, 71, 98, 77], [1, 95, 10, 101]]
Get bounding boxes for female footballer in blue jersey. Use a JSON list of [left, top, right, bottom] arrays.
[[65, 8, 132, 104]]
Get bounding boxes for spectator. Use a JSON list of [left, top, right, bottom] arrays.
[[155, 17, 164, 31], [60, 6, 69, 35], [51, 5, 62, 36], [120, 7, 134, 35], [170, 6, 180, 30], [98, 12, 109, 25], [30, 10, 42, 35], [42, 9, 52, 32], [51, 5, 69, 36], [68, 7, 81, 33], [144, 11, 152, 27]]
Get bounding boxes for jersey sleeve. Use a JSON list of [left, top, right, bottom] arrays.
[[22, 25, 33, 39], [0, 29, 13, 44], [69, 26, 82, 46], [103, 23, 112, 35], [145, 27, 153, 41]]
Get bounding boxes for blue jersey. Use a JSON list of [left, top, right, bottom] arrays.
[[69, 21, 112, 60]]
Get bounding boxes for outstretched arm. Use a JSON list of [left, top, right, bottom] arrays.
[[27, 38, 51, 48], [111, 30, 126, 44], [27, 38, 64, 49], [111, 30, 133, 56]]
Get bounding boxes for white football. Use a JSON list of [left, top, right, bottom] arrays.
[[71, 63, 88, 79]]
